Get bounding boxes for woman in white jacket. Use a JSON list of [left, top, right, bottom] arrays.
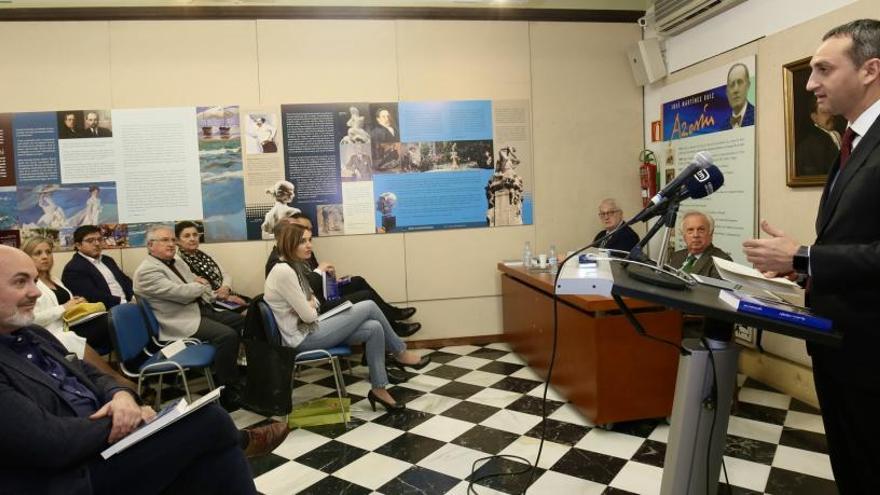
[[264, 223, 430, 412], [22, 236, 135, 387]]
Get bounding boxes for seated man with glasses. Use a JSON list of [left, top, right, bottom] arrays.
[[62, 225, 134, 310], [133, 226, 245, 409], [592, 198, 640, 253]]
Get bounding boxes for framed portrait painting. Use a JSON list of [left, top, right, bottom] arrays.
[[784, 57, 847, 187]]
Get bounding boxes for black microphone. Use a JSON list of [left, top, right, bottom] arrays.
[[627, 164, 724, 224], [648, 151, 713, 206]]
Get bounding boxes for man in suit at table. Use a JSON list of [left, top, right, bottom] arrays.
[[0, 245, 292, 494], [133, 225, 244, 407], [743, 19, 880, 493], [592, 198, 640, 253], [62, 225, 133, 309], [722, 63, 755, 130], [668, 211, 732, 279]]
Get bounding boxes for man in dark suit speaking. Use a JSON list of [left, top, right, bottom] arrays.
[[743, 19, 880, 493]]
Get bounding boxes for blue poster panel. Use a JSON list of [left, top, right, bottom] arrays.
[[13, 112, 60, 186], [280, 103, 353, 229]]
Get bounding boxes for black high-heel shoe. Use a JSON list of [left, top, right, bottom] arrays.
[[367, 390, 405, 412], [393, 354, 431, 372]]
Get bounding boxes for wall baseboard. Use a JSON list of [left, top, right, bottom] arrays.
[[739, 348, 818, 408], [404, 334, 504, 349]]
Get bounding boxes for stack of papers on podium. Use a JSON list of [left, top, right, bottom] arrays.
[[712, 257, 802, 296]]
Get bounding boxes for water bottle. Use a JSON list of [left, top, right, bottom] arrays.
[[548, 244, 558, 273], [523, 241, 532, 269]]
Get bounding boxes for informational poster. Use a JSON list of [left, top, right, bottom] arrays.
[[57, 109, 117, 183], [113, 107, 203, 224], [0, 98, 534, 249], [646, 56, 756, 263], [0, 114, 15, 187], [241, 107, 286, 240]]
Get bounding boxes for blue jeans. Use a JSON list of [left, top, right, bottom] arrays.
[[297, 300, 406, 388]]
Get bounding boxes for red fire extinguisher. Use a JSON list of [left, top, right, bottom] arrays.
[[638, 150, 658, 208]]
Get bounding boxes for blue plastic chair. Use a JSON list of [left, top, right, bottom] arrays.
[[109, 303, 216, 406], [138, 298, 202, 352], [257, 300, 350, 425]]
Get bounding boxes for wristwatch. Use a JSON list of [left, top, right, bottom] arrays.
[[793, 245, 810, 275]]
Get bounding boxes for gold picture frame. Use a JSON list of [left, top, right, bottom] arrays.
[[783, 56, 846, 187]]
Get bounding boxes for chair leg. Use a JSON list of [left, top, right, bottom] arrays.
[[330, 357, 348, 427], [204, 368, 216, 391], [180, 371, 192, 403], [333, 358, 348, 398], [156, 374, 164, 409]]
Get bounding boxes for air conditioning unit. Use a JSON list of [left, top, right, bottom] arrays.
[[649, 0, 747, 36]]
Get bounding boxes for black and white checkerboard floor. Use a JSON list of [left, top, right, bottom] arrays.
[[221, 343, 836, 495]]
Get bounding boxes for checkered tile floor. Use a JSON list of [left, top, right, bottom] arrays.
[[220, 343, 836, 495]]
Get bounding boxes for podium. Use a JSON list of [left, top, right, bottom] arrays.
[[556, 252, 841, 495]]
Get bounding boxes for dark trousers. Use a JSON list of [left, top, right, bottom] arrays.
[[812, 352, 880, 494], [71, 314, 113, 352], [337, 276, 400, 322], [196, 307, 244, 387], [88, 404, 255, 495], [307, 271, 402, 323]]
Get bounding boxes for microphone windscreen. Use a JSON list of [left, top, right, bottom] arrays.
[[693, 151, 714, 168], [684, 164, 724, 199]]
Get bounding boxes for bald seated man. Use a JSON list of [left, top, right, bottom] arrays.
[[0, 245, 290, 494]]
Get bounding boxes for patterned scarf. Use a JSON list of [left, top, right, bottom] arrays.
[[178, 249, 224, 290]]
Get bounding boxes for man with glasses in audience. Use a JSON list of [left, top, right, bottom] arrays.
[[592, 198, 640, 252], [62, 225, 134, 310], [133, 226, 245, 409]]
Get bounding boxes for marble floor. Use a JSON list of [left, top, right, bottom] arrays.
[[217, 343, 836, 495]]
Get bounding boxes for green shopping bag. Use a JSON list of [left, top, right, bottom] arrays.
[[288, 397, 351, 428]]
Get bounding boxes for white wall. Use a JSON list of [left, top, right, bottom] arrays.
[[1, 18, 644, 341]]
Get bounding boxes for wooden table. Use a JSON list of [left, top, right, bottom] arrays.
[[498, 262, 682, 426]]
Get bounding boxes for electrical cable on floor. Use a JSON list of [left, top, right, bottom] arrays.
[[468, 232, 714, 494], [467, 235, 640, 494]]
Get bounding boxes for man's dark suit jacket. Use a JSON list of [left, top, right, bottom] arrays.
[[59, 127, 80, 139], [82, 127, 112, 138], [807, 111, 880, 385], [722, 102, 755, 130], [62, 252, 134, 309], [0, 326, 128, 494], [370, 125, 397, 144], [593, 224, 640, 253], [668, 244, 732, 278]]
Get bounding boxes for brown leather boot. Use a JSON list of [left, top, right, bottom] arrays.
[[243, 421, 290, 458]]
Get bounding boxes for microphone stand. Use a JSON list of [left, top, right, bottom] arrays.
[[625, 199, 690, 290]]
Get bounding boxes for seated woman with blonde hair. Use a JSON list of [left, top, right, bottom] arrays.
[[21, 236, 135, 388], [264, 223, 430, 411]]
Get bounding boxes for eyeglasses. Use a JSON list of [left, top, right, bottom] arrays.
[[151, 237, 176, 244], [80, 237, 103, 244], [598, 210, 620, 218]]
